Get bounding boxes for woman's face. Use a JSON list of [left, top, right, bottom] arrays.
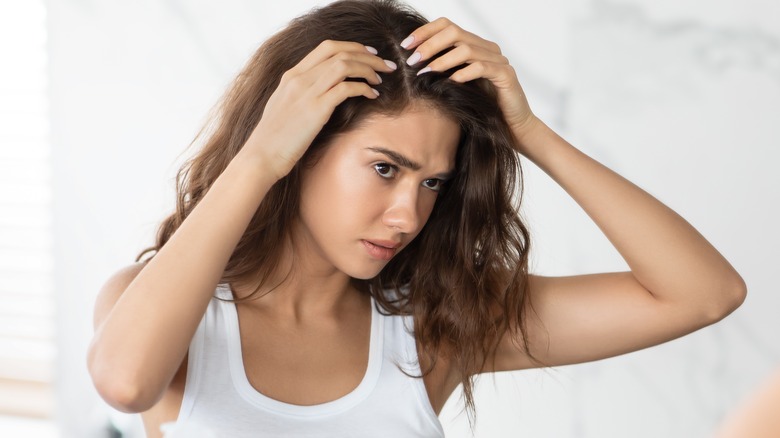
[[296, 105, 460, 279]]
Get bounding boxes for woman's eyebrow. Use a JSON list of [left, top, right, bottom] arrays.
[[364, 146, 456, 180], [365, 147, 421, 170]]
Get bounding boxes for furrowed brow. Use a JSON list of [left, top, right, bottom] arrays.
[[365, 147, 422, 171]]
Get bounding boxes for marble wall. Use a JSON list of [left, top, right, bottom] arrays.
[[47, 0, 779, 436]]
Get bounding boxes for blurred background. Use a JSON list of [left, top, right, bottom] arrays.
[[1, 0, 778, 436]]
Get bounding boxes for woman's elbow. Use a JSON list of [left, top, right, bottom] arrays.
[[91, 375, 152, 413], [728, 273, 748, 311], [705, 273, 747, 323], [87, 346, 159, 413]]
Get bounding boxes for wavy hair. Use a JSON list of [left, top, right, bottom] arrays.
[[136, 0, 534, 428]]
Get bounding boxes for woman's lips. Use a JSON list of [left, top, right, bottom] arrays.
[[362, 239, 398, 260]]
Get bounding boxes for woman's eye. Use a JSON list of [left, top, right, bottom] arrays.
[[374, 163, 396, 178], [423, 179, 443, 192]]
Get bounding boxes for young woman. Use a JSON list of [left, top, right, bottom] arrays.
[[87, 0, 747, 436]]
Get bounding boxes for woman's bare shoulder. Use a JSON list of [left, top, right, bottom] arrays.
[[93, 261, 148, 330]]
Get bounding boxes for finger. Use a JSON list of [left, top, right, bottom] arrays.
[[399, 17, 452, 50], [296, 52, 397, 96], [401, 18, 499, 64], [297, 50, 397, 91], [320, 81, 379, 109], [308, 58, 386, 98], [408, 26, 499, 67], [448, 61, 515, 84], [329, 51, 398, 75], [291, 40, 379, 76], [417, 43, 507, 76]]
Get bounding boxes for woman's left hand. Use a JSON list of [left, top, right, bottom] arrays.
[[401, 17, 539, 142]]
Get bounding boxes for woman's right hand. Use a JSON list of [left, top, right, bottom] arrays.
[[244, 40, 397, 181]]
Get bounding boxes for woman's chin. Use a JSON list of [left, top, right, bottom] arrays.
[[342, 262, 388, 280], [347, 269, 384, 281]]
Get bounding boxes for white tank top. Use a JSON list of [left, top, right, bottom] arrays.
[[159, 283, 445, 437]]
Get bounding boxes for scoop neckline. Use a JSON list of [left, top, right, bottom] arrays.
[[217, 283, 384, 418]]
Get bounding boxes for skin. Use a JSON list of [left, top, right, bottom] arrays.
[[714, 368, 780, 437], [88, 14, 747, 437]]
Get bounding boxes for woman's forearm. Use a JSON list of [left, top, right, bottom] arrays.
[[514, 118, 746, 317], [87, 147, 278, 412]]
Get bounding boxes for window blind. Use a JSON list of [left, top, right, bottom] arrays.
[[0, 0, 56, 419]]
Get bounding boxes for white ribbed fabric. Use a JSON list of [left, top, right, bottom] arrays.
[[160, 284, 445, 438]]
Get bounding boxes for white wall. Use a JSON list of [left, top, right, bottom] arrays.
[[47, 0, 779, 436]]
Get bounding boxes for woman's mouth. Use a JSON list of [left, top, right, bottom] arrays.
[[361, 240, 398, 261]]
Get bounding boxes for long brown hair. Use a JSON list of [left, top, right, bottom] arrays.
[[136, 0, 534, 428]]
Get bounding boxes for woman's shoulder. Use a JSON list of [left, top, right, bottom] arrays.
[[100, 261, 147, 293], [94, 262, 147, 328]]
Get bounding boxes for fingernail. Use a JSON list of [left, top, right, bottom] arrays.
[[384, 59, 397, 70], [376, 73, 382, 84], [400, 35, 414, 49], [372, 88, 380, 96], [365, 45, 378, 54], [416, 66, 432, 76], [406, 52, 421, 66]]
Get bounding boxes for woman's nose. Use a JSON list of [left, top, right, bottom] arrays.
[[382, 187, 420, 233]]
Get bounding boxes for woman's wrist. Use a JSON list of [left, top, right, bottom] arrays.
[[231, 146, 284, 189], [510, 115, 548, 158]]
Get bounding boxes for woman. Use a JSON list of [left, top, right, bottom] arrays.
[[87, 0, 746, 436]]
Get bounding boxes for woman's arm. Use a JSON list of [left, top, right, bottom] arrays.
[[87, 40, 393, 412], [518, 116, 746, 317], [88, 149, 278, 412], [496, 117, 747, 368], [401, 17, 745, 370]]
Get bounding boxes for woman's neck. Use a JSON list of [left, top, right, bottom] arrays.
[[229, 233, 361, 322]]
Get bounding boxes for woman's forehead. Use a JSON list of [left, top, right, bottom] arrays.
[[343, 108, 459, 161]]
